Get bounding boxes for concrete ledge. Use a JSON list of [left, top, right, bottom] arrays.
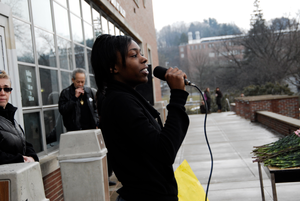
[[256, 111, 300, 128], [235, 94, 298, 102], [256, 111, 300, 136], [39, 150, 60, 177]]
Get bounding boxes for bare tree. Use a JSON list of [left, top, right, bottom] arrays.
[[216, 9, 300, 90]]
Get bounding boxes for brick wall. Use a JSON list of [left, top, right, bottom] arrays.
[[256, 112, 300, 136], [235, 95, 299, 121], [43, 168, 64, 201]]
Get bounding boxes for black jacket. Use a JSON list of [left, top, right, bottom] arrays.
[[58, 84, 98, 131], [216, 90, 223, 105], [100, 81, 189, 201], [0, 103, 39, 165]]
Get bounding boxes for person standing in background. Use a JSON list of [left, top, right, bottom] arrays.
[[204, 87, 211, 113], [215, 87, 223, 112], [58, 68, 98, 132], [0, 70, 39, 165]]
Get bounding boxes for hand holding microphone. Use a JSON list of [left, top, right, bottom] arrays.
[[153, 66, 195, 90]]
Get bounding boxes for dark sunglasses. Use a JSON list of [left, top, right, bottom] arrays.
[[0, 88, 13, 92]]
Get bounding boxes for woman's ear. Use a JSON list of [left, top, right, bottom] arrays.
[[113, 65, 120, 74]]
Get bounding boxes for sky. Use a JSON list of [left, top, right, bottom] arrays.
[[152, 0, 300, 32]]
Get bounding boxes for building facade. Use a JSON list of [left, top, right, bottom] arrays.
[[0, 0, 159, 199], [179, 31, 244, 72]]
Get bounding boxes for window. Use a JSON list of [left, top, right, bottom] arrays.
[[2, 0, 30, 21], [180, 47, 184, 52], [92, 8, 102, 37], [39, 68, 59, 105], [54, 2, 70, 39], [13, 19, 34, 63], [31, 0, 53, 31], [108, 21, 114, 35], [101, 16, 108, 34], [209, 52, 215, 57], [18, 65, 39, 107], [181, 53, 184, 58], [35, 28, 56, 67], [70, 13, 83, 44]]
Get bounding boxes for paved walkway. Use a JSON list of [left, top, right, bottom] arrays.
[[110, 112, 300, 200]]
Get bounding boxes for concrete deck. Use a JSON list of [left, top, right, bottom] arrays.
[[109, 112, 300, 201]]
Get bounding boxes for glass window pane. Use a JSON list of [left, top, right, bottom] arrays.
[[44, 109, 63, 147], [71, 14, 83, 44], [31, 0, 53, 31], [81, 0, 92, 24], [84, 22, 93, 48], [54, 2, 70, 39], [115, 27, 120, 35], [13, 19, 34, 63], [57, 37, 73, 70], [2, 0, 30, 21], [39, 68, 59, 105], [90, 75, 97, 89], [35, 28, 56, 67], [87, 48, 92, 73], [23, 112, 43, 152], [92, 8, 101, 37], [18, 65, 39, 107], [108, 21, 114, 35], [69, 0, 81, 16], [101, 16, 108, 34], [54, 0, 67, 7], [61, 71, 72, 89], [74, 44, 85, 69]]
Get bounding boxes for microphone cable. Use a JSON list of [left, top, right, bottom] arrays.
[[188, 84, 213, 201]]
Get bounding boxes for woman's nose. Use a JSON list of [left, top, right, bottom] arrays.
[[141, 55, 148, 64]]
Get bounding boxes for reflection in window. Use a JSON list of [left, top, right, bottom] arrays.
[[2, 0, 30, 21], [108, 22, 114, 35], [35, 28, 56, 67], [74, 44, 85, 69], [23, 112, 43, 152], [71, 14, 83, 44], [39, 68, 59, 105], [69, 0, 81, 16], [18, 65, 39, 107], [54, 0, 67, 7], [54, 2, 70, 39], [87, 48, 92, 73], [101, 16, 108, 34], [90, 75, 97, 89], [13, 19, 34, 63], [92, 8, 101, 37], [81, 0, 92, 24], [84, 22, 93, 48], [61, 71, 72, 89], [44, 109, 63, 148], [57, 37, 73, 70], [31, 0, 53, 31]]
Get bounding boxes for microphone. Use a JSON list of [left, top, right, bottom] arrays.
[[153, 66, 195, 86]]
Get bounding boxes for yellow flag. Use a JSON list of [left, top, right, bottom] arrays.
[[174, 160, 209, 201]]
